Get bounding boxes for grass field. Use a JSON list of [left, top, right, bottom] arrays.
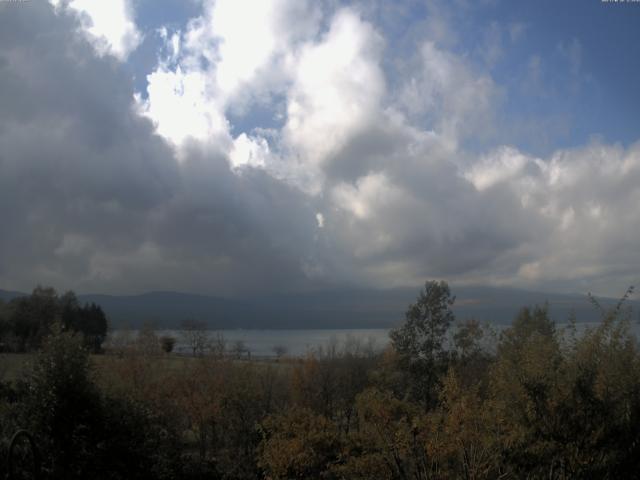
[[1, 351, 297, 386], [0, 353, 33, 383]]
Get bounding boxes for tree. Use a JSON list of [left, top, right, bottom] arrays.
[[487, 295, 640, 478], [20, 324, 101, 478], [390, 280, 455, 408], [451, 318, 495, 387], [211, 331, 226, 357], [259, 407, 343, 480], [180, 319, 209, 356], [0, 299, 9, 351], [19, 324, 183, 479], [427, 369, 503, 479], [497, 304, 556, 363], [160, 335, 176, 354], [5, 288, 108, 353], [9, 286, 58, 351], [272, 344, 288, 360], [338, 388, 429, 480], [170, 355, 225, 463], [232, 339, 247, 359], [61, 292, 108, 353], [453, 318, 484, 359], [78, 302, 108, 353]]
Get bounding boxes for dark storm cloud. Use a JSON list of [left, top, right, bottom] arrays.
[[0, 3, 174, 286], [0, 2, 321, 295]]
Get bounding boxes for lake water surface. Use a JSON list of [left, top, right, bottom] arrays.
[[116, 321, 640, 358], [120, 328, 391, 357]]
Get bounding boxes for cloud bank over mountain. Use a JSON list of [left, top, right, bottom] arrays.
[[0, 0, 638, 297]]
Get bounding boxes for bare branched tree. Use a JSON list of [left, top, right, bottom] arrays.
[[272, 344, 288, 360], [232, 339, 247, 359], [180, 319, 209, 356]]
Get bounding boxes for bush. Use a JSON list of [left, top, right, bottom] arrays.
[[160, 336, 176, 354], [18, 325, 182, 479]]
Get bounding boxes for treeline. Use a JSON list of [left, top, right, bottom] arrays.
[[1, 281, 640, 479], [0, 286, 107, 353]]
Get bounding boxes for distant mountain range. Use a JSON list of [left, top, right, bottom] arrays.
[[1, 286, 637, 329]]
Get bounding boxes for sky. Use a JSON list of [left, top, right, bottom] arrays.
[[0, 0, 639, 297]]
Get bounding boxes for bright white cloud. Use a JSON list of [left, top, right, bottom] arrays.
[[283, 9, 385, 170], [210, 1, 283, 97], [137, 67, 229, 146], [50, 0, 141, 60], [139, 2, 383, 186], [229, 133, 270, 170], [138, 0, 319, 154]]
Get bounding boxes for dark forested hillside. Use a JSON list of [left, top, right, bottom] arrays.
[[42, 287, 640, 328]]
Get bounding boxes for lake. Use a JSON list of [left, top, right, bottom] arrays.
[[113, 328, 391, 357], [114, 320, 640, 358]]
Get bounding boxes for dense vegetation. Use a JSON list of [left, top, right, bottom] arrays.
[[0, 287, 108, 353], [1, 281, 639, 479]]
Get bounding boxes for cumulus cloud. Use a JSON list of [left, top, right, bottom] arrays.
[[138, 66, 229, 146], [282, 9, 386, 174], [50, 0, 141, 60], [0, 0, 639, 298], [137, 0, 320, 148], [462, 142, 640, 293], [0, 2, 320, 295]]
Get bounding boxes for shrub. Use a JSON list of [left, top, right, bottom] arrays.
[[160, 335, 176, 354]]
